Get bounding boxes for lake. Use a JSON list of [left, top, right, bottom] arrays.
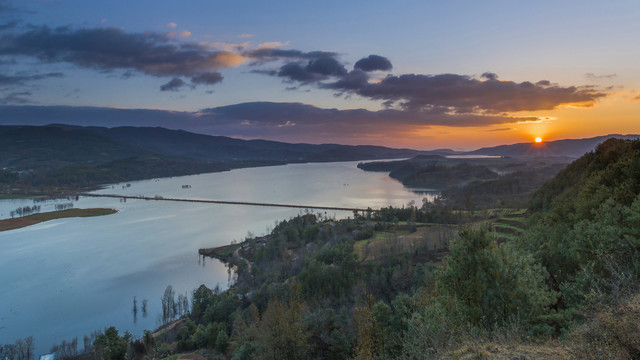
[[0, 161, 431, 354]]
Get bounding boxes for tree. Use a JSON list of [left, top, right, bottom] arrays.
[[161, 285, 176, 323], [256, 290, 309, 360], [93, 327, 131, 360], [437, 228, 556, 332]]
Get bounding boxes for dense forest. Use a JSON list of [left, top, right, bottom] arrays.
[[2, 138, 639, 359]]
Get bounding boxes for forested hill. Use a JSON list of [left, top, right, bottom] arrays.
[[0, 124, 428, 191], [50, 124, 427, 163]]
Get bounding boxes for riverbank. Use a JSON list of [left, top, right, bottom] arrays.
[[0, 208, 118, 232]]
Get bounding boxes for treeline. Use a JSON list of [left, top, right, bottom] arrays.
[[0, 337, 34, 360], [9, 205, 41, 218]]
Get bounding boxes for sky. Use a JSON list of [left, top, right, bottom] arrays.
[[0, 0, 639, 150]]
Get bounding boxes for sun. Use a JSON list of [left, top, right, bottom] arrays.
[[535, 137, 543, 143]]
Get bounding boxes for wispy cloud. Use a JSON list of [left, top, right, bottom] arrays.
[[0, 91, 32, 104], [585, 72, 617, 80], [0, 71, 63, 86]]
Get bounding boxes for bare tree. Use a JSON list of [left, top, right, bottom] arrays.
[[161, 285, 176, 323]]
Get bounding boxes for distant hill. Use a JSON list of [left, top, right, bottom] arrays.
[[0, 125, 154, 171], [0, 124, 440, 190], [48, 124, 429, 163], [466, 134, 640, 158]]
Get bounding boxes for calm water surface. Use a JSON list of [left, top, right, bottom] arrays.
[[0, 161, 431, 354]]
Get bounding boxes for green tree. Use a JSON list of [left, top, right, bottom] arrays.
[[437, 228, 556, 332], [93, 327, 131, 360]]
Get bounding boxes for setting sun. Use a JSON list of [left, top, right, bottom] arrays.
[[535, 137, 543, 143]]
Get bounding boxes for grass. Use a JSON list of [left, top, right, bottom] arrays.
[[492, 223, 524, 233], [0, 208, 118, 232], [354, 225, 456, 261]]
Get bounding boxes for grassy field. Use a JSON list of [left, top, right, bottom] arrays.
[[354, 224, 457, 261], [0, 208, 118, 232]]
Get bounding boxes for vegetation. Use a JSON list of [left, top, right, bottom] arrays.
[[359, 155, 569, 209], [0, 208, 117, 232], [4, 138, 639, 359]]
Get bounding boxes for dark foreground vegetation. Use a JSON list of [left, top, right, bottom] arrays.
[[3, 138, 640, 360]]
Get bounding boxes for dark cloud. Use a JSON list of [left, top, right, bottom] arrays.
[[248, 47, 606, 112], [0, 26, 243, 78], [245, 48, 337, 61], [481, 72, 498, 80], [325, 70, 369, 90], [191, 72, 223, 85], [277, 56, 347, 83], [354, 55, 392, 72], [0, 71, 63, 86], [160, 77, 186, 91], [344, 73, 606, 112], [485, 127, 512, 132], [199, 101, 538, 129]]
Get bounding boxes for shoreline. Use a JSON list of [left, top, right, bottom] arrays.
[[0, 208, 118, 232]]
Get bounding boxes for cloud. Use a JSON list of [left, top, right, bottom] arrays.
[[160, 77, 186, 91], [190, 72, 223, 85], [246, 47, 606, 112], [0, 91, 32, 104], [0, 102, 542, 141], [276, 56, 347, 83], [258, 41, 289, 49], [335, 73, 607, 112], [244, 48, 338, 62], [237, 33, 254, 38], [199, 101, 539, 129], [167, 22, 177, 28], [585, 72, 617, 80], [485, 127, 512, 132], [180, 31, 191, 38], [0, 71, 63, 86], [354, 55, 392, 72], [0, 26, 246, 79]]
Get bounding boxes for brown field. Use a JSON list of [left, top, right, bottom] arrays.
[[0, 208, 118, 232]]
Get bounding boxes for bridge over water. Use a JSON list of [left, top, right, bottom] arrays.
[[78, 193, 377, 213]]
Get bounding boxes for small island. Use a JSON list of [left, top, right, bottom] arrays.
[[0, 208, 118, 232]]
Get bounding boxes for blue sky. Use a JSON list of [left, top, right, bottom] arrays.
[[1, 0, 638, 149]]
